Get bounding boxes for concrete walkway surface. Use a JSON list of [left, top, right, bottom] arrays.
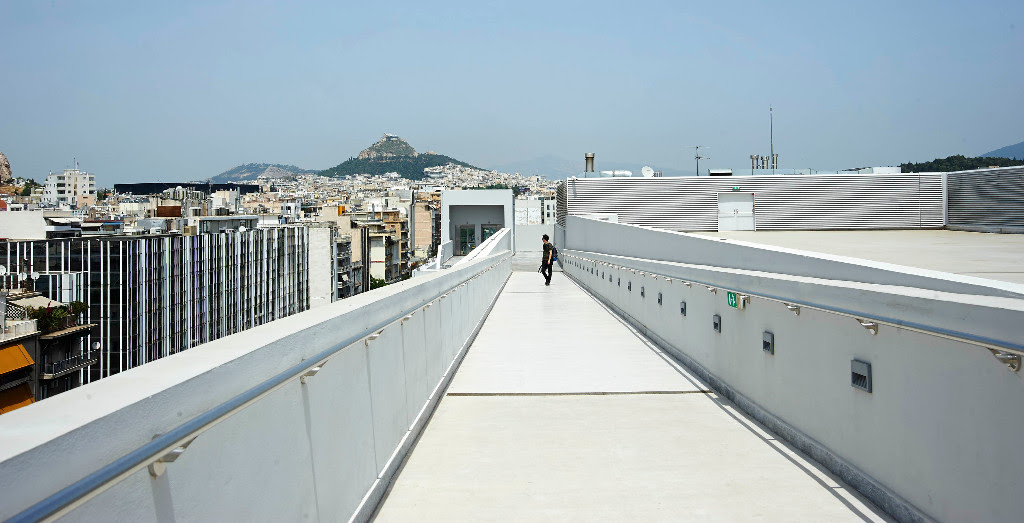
[[374, 268, 889, 522], [697, 230, 1024, 284]]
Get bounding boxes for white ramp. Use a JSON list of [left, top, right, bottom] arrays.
[[375, 273, 889, 521]]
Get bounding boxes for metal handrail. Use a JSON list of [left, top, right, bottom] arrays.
[[10, 254, 510, 523], [563, 252, 1024, 357], [47, 351, 99, 375]]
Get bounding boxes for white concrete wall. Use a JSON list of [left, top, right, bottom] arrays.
[[562, 217, 1024, 522], [0, 210, 46, 240], [307, 227, 337, 308], [0, 251, 513, 522], [513, 224, 554, 253], [514, 199, 542, 225]]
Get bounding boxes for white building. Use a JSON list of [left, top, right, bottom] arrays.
[[42, 167, 96, 208], [543, 198, 557, 224], [440, 189, 514, 255]]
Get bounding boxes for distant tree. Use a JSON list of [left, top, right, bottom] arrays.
[[97, 188, 111, 200], [369, 277, 387, 290], [468, 184, 528, 195], [901, 155, 1024, 173], [19, 178, 40, 197]]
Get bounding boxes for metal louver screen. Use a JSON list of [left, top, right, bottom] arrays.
[[556, 181, 568, 227], [565, 173, 945, 231], [947, 167, 1024, 230]]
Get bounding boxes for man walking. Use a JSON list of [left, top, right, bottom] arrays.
[[541, 234, 554, 286]]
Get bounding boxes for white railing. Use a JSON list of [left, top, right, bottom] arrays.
[[0, 250, 513, 522], [561, 217, 1024, 523], [411, 240, 455, 278], [1, 319, 38, 342], [437, 239, 453, 267]]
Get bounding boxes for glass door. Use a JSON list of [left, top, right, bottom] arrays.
[[458, 226, 476, 255]]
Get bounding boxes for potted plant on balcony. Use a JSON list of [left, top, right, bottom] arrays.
[[26, 302, 85, 334], [69, 301, 88, 320]]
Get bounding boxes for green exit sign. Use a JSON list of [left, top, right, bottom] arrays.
[[727, 291, 745, 309], [731, 186, 741, 191]]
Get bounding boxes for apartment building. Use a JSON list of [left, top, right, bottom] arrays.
[[314, 208, 370, 295], [364, 209, 404, 283], [42, 167, 96, 208], [0, 226, 309, 382]]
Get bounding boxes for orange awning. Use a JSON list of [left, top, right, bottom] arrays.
[[0, 384, 35, 414], [0, 343, 34, 374]]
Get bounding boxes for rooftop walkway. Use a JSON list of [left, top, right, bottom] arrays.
[[696, 230, 1024, 284], [374, 269, 889, 521]]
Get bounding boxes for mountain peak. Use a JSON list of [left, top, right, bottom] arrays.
[[357, 134, 417, 160], [321, 135, 481, 180], [983, 140, 1024, 160]]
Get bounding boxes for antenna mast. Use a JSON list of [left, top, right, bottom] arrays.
[[770, 106, 774, 175], [690, 145, 710, 176]]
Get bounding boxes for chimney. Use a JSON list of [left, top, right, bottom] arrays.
[[585, 153, 595, 173]]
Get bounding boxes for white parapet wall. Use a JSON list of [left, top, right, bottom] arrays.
[[513, 224, 555, 254], [0, 250, 513, 522], [562, 216, 1024, 523]]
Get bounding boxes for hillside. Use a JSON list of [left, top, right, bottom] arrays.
[[321, 154, 481, 180], [982, 140, 1024, 160], [900, 155, 1024, 173], [210, 163, 317, 183], [321, 135, 484, 180]]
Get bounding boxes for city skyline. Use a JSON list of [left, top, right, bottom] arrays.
[[2, 0, 1022, 185]]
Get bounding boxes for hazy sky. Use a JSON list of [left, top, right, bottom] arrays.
[[2, 0, 1021, 185]]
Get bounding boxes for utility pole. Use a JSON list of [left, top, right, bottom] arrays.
[[770, 106, 774, 175]]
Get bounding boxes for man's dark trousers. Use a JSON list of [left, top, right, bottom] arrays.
[[541, 262, 552, 285]]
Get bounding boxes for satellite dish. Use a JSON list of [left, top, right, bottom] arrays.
[[31, 272, 40, 280], [238, 225, 247, 233], [0, 265, 6, 276], [18, 272, 27, 281], [641, 166, 655, 178]]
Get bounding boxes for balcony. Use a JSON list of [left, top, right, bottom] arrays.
[[0, 372, 31, 392], [0, 319, 39, 343], [0, 223, 1022, 522], [38, 320, 94, 341], [42, 350, 100, 380]]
